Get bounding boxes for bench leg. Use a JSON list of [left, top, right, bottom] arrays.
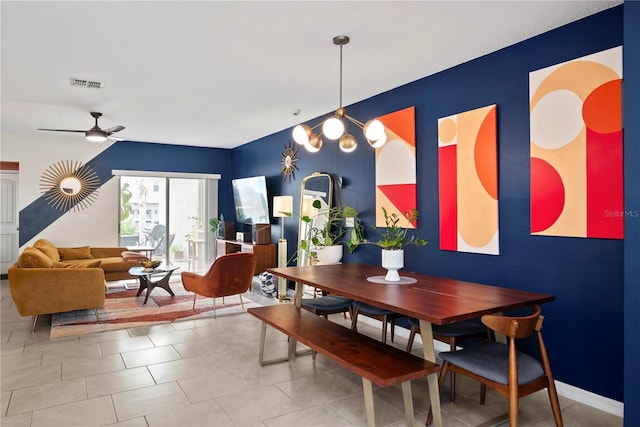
[[258, 322, 291, 366], [428, 372, 442, 427], [362, 377, 376, 427], [401, 381, 415, 427]]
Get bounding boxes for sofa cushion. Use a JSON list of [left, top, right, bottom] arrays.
[[53, 260, 102, 268], [58, 246, 94, 261], [17, 247, 54, 268], [33, 238, 60, 262], [121, 251, 149, 261], [99, 257, 139, 273]]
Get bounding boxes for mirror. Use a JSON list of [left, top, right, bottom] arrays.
[[297, 172, 333, 266], [59, 177, 82, 195]]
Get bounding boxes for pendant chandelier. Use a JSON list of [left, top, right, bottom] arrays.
[[292, 35, 387, 153]]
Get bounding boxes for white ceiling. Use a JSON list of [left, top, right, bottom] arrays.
[[1, 1, 621, 149]]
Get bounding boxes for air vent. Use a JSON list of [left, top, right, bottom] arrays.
[[69, 77, 104, 89]]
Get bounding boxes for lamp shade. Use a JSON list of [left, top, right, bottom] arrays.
[[273, 195, 293, 218]]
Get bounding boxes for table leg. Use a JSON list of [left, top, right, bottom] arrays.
[[138, 271, 176, 305], [419, 319, 442, 427]]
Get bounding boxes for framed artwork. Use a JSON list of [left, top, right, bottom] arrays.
[[530, 46, 623, 239], [438, 105, 499, 255], [375, 106, 417, 227]]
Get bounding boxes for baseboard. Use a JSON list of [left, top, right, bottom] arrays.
[[356, 316, 624, 418]]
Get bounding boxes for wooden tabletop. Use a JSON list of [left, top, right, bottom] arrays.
[[267, 263, 555, 325]]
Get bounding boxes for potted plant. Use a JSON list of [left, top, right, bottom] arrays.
[[170, 244, 185, 260], [296, 200, 363, 265], [209, 214, 235, 239], [357, 207, 427, 281]]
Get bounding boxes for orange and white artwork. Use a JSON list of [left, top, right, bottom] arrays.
[[438, 105, 499, 255], [375, 106, 417, 227], [530, 46, 623, 239]]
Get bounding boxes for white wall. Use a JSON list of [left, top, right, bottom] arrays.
[[1, 131, 120, 248]]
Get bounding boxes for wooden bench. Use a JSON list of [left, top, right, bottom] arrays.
[[248, 304, 440, 427]]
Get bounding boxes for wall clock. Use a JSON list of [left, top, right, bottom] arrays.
[[40, 160, 100, 212], [280, 142, 299, 182]]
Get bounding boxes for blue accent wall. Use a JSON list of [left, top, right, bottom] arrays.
[[623, 2, 640, 424], [231, 6, 626, 403], [20, 141, 233, 245]]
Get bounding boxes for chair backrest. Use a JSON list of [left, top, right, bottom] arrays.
[[481, 305, 543, 340], [203, 252, 257, 297]]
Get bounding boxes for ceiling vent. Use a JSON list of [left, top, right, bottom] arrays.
[[69, 77, 104, 89]]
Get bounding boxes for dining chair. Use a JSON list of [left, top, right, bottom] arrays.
[[427, 305, 563, 427], [350, 301, 404, 344], [181, 252, 256, 318], [301, 295, 353, 319], [405, 317, 491, 401]]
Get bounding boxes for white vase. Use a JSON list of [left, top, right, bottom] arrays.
[[315, 245, 343, 265], [381, 249, 404, 281]]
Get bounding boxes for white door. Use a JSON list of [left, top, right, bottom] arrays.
[[1, 172, 19, 275]]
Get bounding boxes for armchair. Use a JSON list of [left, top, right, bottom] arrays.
[[181, 252, 256, 318]]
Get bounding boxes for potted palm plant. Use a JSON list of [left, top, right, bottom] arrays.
[[357, 207, 427, 281]]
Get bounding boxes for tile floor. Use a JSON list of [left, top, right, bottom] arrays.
[[1, 277, 623, 427]]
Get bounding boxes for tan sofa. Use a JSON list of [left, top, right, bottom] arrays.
[[8, 239, 142, 326]]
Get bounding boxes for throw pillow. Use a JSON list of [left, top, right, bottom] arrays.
[[17, 247, 55, 268], [121, 251, 149, 261], [53, 260, 102, 268], [33, 238, 60, 262], [58, 246, 94, 261]]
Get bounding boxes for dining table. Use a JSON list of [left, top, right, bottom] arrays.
[[266, 263, 555, 427]]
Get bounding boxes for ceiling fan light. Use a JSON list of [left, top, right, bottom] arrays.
[[339, 134, 357, 153], [85, 131, 107, 143], [322, 117, 345, 140], [364, 119, 385, 141], [292, 124, 311, 145], [368, 132, 387, 149], [305, 133, 322, 152]]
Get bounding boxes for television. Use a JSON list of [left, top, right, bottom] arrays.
[[231, 176, 269, 224]]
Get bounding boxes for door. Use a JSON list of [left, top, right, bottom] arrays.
[[1, 171, 19, 275]]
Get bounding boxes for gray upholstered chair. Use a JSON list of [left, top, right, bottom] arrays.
[[427, 305, 563, 427], [301, 295, 353, 319], [350, 301, 404, 344], [405, 316, 491, 401]]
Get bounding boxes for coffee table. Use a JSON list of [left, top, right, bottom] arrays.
[[128, 265, 180, 304]]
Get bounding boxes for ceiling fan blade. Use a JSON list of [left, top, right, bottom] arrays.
[[38, 128, 85, 133], [103, 125, 125, 134]]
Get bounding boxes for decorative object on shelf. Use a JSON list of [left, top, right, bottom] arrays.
[[40, 160, 100, 212], [209, 215, 235, 240], [280, 142, 299, 182], [273, 195, 293, 301], [291, 35, 387, 153]]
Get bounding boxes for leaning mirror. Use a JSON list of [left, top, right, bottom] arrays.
[[297, 172, 333, 266]]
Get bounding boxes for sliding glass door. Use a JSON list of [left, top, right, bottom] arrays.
[[117, 171, 219, 273]]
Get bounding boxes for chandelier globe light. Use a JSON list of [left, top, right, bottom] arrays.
[[292, 35, 386, 153]]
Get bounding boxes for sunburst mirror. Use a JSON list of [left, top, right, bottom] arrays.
[[280, 142, 299, 182], [40, 160, 100, 212]]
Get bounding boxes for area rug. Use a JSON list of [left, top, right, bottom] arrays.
[[50, 280, 261, 339]]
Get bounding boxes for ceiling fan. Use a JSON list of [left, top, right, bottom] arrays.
[[38, 112, 125, 142]]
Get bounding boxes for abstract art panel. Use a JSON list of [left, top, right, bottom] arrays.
[[438, 105, 498, 255], [530, 46, 623, 239], [375, 106, 417, 227]]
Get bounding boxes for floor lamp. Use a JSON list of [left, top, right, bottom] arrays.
[[272, 195, 293, 301]]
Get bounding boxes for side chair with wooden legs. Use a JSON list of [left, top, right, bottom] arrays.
[[426, 305, 563, 427]]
